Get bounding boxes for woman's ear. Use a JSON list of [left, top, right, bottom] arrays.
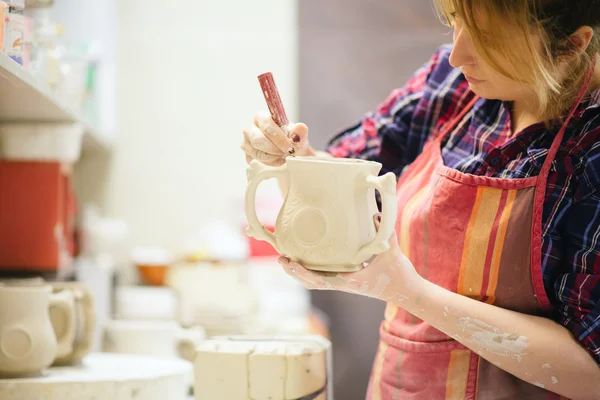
[[567, 26, 594, 55]]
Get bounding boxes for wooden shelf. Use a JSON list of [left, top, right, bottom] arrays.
[[0, 52, 112, 154]]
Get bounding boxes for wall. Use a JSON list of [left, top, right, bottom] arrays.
[[105, 0, 297, 251], [302, 0, 448, 150]]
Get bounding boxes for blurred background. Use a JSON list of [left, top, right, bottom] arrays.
[[0, 0, 447, 398]]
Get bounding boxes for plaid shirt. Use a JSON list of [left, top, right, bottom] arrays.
[[326, 45, 600, 365]]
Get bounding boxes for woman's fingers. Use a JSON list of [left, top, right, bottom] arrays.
[[254, 111, 295, 155], [243, 112, 311, 166], [241, 142, 282, 164], [373, 212, 382, 231], [279, 257, 327, 289], [243, 123, 282, 155], [288, 123, 309, 147], [373, 211, 398, 247]]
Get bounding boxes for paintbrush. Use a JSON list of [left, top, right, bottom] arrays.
[[258, 72, 295, 156]]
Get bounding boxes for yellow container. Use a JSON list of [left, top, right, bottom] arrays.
[[0, 2, 6, 52]]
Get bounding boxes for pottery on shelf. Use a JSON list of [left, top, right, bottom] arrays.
[[0, 284, 75, 377]]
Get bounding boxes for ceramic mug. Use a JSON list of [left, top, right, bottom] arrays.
[[0, 278, 78, 361], [245, 157, 397, 272], [0, 278, 95, 366], [102, 320, 206, 361], [51, 282, 96, 366], [0, 284, 76, 377]]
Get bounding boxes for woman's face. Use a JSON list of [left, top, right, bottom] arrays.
[[448, 15, 538, 103]]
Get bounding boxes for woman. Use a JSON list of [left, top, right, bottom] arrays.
[[241, 1, 600, 398]]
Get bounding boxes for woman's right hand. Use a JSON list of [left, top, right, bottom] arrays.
[[241, 111, 312, 166]]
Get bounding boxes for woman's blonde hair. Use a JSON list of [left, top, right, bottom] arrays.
[[434, 0, 600, 120]]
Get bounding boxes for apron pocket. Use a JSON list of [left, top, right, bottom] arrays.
[[380, 325, 469, 353], [374, 326, 479, 400]]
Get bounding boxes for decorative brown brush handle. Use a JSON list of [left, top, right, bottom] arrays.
[[258, 72, 290, 130]]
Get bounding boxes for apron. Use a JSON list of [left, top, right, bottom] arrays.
[[366, 66, 596, 400]]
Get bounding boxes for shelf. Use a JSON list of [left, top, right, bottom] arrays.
[[0, 353, 193, 400], [0, 52, 112, 155]]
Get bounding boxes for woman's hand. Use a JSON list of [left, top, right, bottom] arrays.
[[241, 111, 313, 166], [278, 214, 424, 303]]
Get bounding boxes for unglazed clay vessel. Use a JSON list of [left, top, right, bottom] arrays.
[[195, 335, 332, 400], [0, 278, 94, 366], [51, 282, 96, 366], [0, 284, 76, 377], [246, 156, 397, 272]]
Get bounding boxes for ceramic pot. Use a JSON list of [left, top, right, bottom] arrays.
[[0, 284, 75, 377], [245, 157, 397, 272], [0, 278, 95, 366]]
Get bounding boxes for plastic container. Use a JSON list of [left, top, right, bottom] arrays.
[[0, 3, 6, 52], [3, 1, 25, 64], [0, 122, 84, 163], [0, 161, 75, 272], [22, 14, 30, 67], [24, 8, 61, 86]]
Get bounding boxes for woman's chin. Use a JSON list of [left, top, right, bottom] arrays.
[[466, 82, 498, 100], [466, 80, 486, 92]]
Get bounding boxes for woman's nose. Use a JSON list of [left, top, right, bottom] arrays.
[[449, 26, 476, 68]]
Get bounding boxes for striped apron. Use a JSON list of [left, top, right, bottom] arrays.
[[365, 72, 594, 399]]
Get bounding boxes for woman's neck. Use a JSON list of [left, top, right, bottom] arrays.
[[510, 99, 542, 135], [510, 64, 600, 135]]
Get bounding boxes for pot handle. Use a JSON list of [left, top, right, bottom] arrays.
[[73, 286, 96, 358], [353, 172, 398, 264], [49, 290, 77, 359], [245, 160, 288, 252]]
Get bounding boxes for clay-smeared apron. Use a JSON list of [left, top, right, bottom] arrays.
[[366, 68, 595, 399]]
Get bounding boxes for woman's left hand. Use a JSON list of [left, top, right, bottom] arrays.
[[278, 214, 424, 303]]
